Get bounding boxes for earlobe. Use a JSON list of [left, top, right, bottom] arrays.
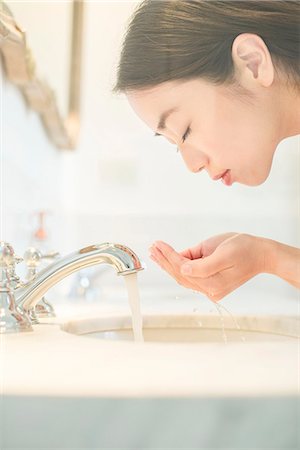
[[232, 33, 274, 88]]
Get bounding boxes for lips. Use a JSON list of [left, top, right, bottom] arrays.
[[221, 170, 232, 186], [212, 170, 233, 186]]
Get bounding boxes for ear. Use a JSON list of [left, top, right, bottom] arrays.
[[232, 33, 274, 88]]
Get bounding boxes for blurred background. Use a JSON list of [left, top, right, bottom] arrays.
[[2, 1, 299, 305]]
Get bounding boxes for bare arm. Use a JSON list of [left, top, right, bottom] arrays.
[[263, 238, 300, 289]]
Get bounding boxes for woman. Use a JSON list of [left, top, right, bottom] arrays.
[[114, 0, 300, 300]]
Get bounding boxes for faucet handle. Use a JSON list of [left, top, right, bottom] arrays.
[[24, 248, 60, 265], [23, 247, 44, 283], [0, 241, 32, 333], [8, 255, 23, 290], [0, 242, 22, 277], [23, 247, 43, 268], [0, 242, 24, 290], [23, 247, 60, 279], [15, 255, 24, 264], [0, 241, 15, 269]]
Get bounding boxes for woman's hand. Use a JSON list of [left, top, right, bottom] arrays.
[[149, 233, 274, 301]]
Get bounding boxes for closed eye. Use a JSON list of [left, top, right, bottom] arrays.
[[182, 126, 191, 143]]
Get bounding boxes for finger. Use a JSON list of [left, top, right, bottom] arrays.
[[149, 253, 159, 265], [181, 250, 233, 278], [179, 249, 193, 259], [180, 244, 204, 260], [150, 245, 177, 276], [149, 253, 167, 272], [181, 233, 238, 260], [151, 245, 203, 291], [153, 241, 187, 267]]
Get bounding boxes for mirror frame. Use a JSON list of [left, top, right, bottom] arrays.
[[0, 1, 84, 150]]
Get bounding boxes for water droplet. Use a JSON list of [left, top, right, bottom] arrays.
[[215, 302, 245, 343], [214, 303, 227, 344]]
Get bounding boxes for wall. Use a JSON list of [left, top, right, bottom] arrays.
[[0, 64, 63, 257], [6, 1, 72, 118]]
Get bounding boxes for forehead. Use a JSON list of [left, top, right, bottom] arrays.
[[126, 79, 202, 130]]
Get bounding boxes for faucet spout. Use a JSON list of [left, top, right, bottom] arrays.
[[16, 243, 143, 312]]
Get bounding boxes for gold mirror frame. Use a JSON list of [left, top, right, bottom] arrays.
[[0, 1, 84, 150]]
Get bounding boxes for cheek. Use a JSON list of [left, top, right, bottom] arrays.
[[192, 96, 239, 161], [193, 109, 276, 185], [204, 104, 273, 163], [244, 142, 276, 185]]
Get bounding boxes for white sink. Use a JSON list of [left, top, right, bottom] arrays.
[[61, 313, 299, 343]]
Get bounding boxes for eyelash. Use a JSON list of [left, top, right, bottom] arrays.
[[182, 126, 191, 143], [176, 127, 191, 153]]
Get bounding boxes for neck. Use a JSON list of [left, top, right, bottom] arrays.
[[278, 84, 300, 140]]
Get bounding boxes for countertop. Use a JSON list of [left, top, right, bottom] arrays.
[[1, 288, 299, 398]]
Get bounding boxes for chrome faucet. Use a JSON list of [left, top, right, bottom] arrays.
[[0, 241, 143, 333], [23, 247, 60, 322]]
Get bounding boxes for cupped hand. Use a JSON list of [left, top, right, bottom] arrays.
[[149, 233, 267, 301]]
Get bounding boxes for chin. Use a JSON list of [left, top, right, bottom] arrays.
[[242, 162, 274, 186], [241, 172, 271, 187], [247, 178, 268, 187]]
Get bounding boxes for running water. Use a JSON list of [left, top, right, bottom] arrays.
[[124, 273, 144, 342], [211, 301, 246, 343], [193, 290, 228, 343], [216, 301, 246, 342], [214, 302, 228, 344]]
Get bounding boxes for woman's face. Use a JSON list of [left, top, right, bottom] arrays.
[[127, 78, 281, 186]]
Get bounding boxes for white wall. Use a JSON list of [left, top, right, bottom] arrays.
[[1, 64, 63, 256], [6, 1, 72, 118]]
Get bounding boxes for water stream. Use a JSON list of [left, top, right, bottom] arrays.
[[124, 273, 144, 342], [211, 300, 246, 343], [124, 273, 244, 343], [214, 302, 228, 344]]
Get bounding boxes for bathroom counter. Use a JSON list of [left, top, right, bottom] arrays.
[[2, 291, 299, 398], [2, 290, 299, 449]]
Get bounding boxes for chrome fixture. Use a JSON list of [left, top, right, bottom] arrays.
[[0, 241, 143, 334], [23, 247, 59, 322], [0, 242, 32, 333]]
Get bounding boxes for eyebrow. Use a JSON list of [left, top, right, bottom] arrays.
[[154, 107, 178, 137]]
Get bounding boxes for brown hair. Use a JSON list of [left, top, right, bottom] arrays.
[[114, 0, 300, 92]]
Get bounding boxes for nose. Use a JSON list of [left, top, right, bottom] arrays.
[[190, 165, 204, 174], [179, 148, 207, 174]]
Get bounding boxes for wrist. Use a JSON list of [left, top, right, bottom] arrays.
[[260, 237, 300, 287], [259, 237, 279, 275]]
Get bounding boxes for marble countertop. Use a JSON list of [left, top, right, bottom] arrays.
[[2, 288, 299, 398]]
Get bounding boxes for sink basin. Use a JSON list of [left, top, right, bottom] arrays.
[[61, 313, 299, 343]]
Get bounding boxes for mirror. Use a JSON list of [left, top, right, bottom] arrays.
[[0, 1, 84, 149]]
